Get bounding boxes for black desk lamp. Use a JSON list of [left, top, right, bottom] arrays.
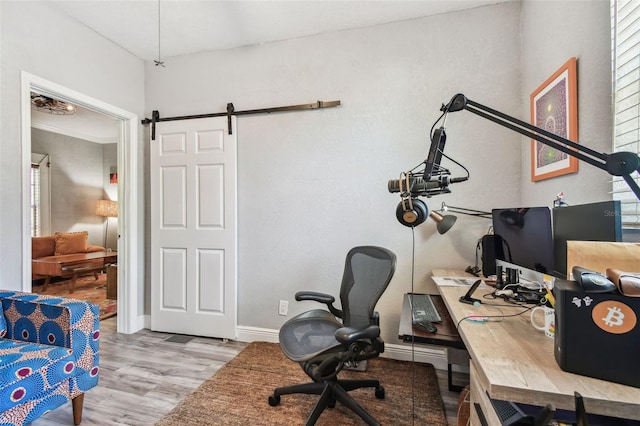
[[428, 211, 457, 234]]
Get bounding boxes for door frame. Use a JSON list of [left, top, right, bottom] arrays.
[[20, 72, 140, 334]]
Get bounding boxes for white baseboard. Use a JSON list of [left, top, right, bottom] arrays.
[[137, 322, 455, 372], [237, 325, 280, 343], [236, 325, 449, 370], [143, 314, 151, 330], [136, 314, 147, 332], [381, 343, 448, 370]]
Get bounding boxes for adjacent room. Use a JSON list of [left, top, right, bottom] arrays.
[[30, 98, 120, 319], [1, 0, 639, 425]]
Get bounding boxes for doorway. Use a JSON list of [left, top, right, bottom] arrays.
[[21, 72, 141, 334]]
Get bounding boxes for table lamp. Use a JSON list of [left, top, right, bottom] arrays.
[[95, 199, 118, 249]]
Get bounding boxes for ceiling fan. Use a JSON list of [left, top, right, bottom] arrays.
[[30, 93, 76, 115]]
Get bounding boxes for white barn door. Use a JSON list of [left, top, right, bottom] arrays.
[[150, 117, 237, 339]]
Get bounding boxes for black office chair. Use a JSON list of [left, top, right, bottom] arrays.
[[268, 246, 397, 426]]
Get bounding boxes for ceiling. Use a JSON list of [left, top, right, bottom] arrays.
[[48, 0, 507, 62], [34, 0, 508, 142], [31, 104, 121, 144]]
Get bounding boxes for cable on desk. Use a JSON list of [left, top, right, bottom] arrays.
[[455, 305, 536, 329], [482, 292, 531, 306]]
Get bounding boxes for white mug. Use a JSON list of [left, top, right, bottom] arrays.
[[530, 306, 555, 339]]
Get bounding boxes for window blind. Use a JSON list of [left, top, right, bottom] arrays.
[[612, 0, 640, 227], [31, 164, 41, 237]]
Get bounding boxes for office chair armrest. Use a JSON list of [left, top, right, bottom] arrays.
[[334, 325, 380, 344], [295, 291, 334, 304], [295, 291, 343, 318]]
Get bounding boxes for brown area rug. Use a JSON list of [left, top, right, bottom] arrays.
[[157, 342, 447, 425], [32, 273, 116, 320]]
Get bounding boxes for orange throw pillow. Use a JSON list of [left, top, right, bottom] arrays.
[[54, 231, 88, 255], [32, 236, 56, 258]]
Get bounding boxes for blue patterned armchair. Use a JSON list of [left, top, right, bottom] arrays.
[[0, 291, 100, 425]]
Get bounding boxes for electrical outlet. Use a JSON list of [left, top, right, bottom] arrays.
[[278, 300, 288, 316]]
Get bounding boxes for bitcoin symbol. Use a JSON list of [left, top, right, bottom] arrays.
[[602, 306, 624, 327], [592, 301, 636, 334]]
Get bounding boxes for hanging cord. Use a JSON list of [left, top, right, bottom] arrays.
[[155, 0, 165, 67], [410, 226, 416, 426]]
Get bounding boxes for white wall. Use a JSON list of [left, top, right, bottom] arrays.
[[0, 2, 145, 312], [31, 129, 107, 247], [520, 0, 613, 206], [145, 2, 524, 343]]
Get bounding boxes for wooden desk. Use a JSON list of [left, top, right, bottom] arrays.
[[33, 251, 117, 293], [398, 293, 469, 391], [434, 270, 640, 424]]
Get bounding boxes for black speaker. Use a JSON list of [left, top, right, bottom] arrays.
[[555, 279, 640, 388], [396, 198, 428, 227], [480, 234, 504, 278]]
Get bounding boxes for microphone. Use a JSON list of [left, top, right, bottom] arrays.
[[387, 174, 467, 196], [387, 175, 440, 193]]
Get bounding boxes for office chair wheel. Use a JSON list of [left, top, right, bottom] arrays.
[[375, 386, 385, 399], [268, 394, 280, 406]]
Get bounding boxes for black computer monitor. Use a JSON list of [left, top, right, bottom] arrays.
[[492, 207, 554, 274], [552, 200, 622, 278]]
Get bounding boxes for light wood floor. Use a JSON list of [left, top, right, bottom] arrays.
[[33, 317, 467, 425]]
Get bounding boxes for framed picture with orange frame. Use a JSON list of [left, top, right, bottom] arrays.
[[530, 57, 578, 181]]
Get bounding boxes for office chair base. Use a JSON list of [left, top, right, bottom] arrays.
[[269, 379, 385, 426]]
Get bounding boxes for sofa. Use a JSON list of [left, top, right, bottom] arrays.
[[32, 232, 107, 288], [33, 232, 105, 269], [0, 290, 99, 425]]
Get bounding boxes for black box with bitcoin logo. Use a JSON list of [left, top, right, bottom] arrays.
[[554, 279, 640, 388]]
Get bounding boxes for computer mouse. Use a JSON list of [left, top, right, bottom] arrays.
[[412, 319, 437, 334]]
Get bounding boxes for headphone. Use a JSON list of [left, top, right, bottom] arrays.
[[395, 172, 429, 227]]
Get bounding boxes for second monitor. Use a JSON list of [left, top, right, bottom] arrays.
[[552, 200, 622, 278]]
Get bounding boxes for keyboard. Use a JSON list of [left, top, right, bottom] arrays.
[[408, 294, 442, 323]]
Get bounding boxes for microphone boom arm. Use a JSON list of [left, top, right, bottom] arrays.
[[445, 94, 640, 200]]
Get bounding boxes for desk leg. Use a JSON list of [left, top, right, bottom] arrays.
[[447, 347, 470, 392], [448, 363, 465, 392]]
